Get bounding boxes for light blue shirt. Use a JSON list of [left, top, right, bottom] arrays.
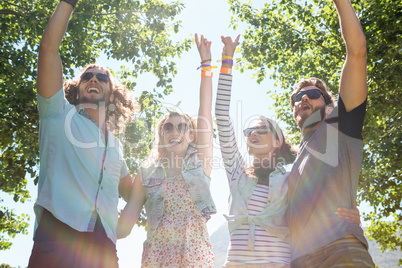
[[35, 88, 129, 244]]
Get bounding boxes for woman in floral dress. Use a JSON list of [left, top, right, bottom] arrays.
[[117, 33, 216, 267]]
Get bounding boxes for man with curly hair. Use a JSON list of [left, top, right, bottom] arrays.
[[28, 0, 137, 267], [287, 0, 375, 267]]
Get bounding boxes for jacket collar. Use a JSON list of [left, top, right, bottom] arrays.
[[154, 146, 198, 169]]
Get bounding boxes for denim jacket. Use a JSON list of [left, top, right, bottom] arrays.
[[140, 147, 217, 239], [225, 163, 292, 249]]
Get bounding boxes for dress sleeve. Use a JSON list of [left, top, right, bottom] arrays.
[[215, 73, 245, 184]]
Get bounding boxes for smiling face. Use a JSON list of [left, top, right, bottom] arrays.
[[246, 119, 280, 159], [160, 114, 194, 157], [292, 86, 327, 130], [77, 67, 113, 105]]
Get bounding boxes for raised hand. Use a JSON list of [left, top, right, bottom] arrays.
[[195, 33, 212, 63], [220, 34, 240, 59]]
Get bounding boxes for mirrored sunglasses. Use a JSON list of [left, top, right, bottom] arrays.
[[292, 88, 324, 104], [161, 122, 190, 134], [243, 125, 272, 137], [80, 72, 110, 84]]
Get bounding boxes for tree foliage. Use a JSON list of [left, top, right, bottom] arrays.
[[0, 0, 191, 249], [229, 0, 402, 263]]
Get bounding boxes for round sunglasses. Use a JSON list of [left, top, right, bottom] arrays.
[[80, 72, 110, 84], [161, 122, 190, 134], [291, 88, 324, 104], [243, 125, 272, 137]]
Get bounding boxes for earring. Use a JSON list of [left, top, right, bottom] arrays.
[[108, 103, 116, 112]]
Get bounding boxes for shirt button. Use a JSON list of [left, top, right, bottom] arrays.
[[104, 167, 106, 170], [101, 186, 103, 190]]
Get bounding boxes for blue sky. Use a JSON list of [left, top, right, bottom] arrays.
[[0, 1, 374, 267]]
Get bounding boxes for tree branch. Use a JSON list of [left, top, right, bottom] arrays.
[[0, 9, 22, 16]]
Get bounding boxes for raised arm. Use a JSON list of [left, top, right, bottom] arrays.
[[215, 35, 246, 181], [116, 173, 146, 239], [194, 34, 213, 176], [37, 1, 75, 98], [334, 0, 367, 111]]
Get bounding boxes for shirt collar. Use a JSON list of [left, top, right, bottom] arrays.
[[78, 107, 99, 127], [77, 107, 108, 140]]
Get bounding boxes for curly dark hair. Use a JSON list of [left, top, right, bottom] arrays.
[[64, 64, 139, 134], [290, 77, 336, 108], [245, 116, 296, 178]]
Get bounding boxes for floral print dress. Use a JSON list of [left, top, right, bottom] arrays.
[[142, 175, 214, 267]]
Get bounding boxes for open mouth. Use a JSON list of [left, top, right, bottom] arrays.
[[301, 103, 311, 112], [169, 139, 182, 145], [87, 87, 100, 94]]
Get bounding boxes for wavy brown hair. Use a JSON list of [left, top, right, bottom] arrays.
[[245, 116, 296, 178], [64, 64, 139, 134], [290, 77, 336, 108]]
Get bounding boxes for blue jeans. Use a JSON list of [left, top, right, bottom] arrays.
[[291, 236, 375, 268]]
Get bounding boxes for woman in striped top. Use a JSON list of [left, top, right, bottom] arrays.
[[215, 35, 361, 267]]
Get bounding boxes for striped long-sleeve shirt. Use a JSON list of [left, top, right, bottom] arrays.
[[215, 73, 291, 266]]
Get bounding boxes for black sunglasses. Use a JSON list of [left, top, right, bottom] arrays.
[[291, 88, 324, 104], [161, 122, 190, 134], [243, 125, 272, 137], [80, 72, 110, 84]]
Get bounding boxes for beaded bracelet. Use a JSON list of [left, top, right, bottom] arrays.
[[201, 59, 212, 64]]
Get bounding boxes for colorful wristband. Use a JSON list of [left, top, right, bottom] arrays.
[[60, 0, 79, 8], [200, 66, 217, 72], [222, 55, 233, 60], [201, 71, 213, 77], [222, 59, 233, 66], [197, 64, 211, 70], [220, 67, 232, 75]]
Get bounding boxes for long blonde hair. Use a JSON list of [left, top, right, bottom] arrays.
[[148, 112, 197, 163]]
